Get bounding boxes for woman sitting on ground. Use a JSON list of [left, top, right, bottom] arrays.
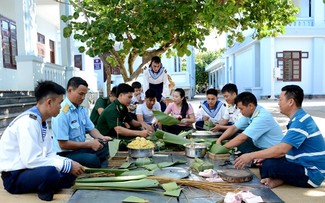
[[163, 88, 195, 134]]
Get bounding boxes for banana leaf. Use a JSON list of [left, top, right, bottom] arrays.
[[164, 189, 182, 197], [161, 182, 182, 197], [141, 164, 158, 171], [76, 175, 147, 183], [203, 120, 215, 130], [84, 167, 128, 176], [153, 110, 180, 126], [119, 162, 135, 169], [149, 129, 165, 139], [135, 158, 153, 166], [121, 169, 154, 176], [123, 196, 149, 203], [108, 139, 121, 158], [157, 160, 187, 168], [73, 179, 159, 189], [161, 182, 179, 191], [163, 132, 191, 145], [191, 158, 213, 172], [209, 142, 230, 154], [177, 129, 194, 137]]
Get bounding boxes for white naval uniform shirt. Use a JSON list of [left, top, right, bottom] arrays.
[[195, 100, 226, 123], [0, 108, 71, 173], [222, 104, 242, 124], [143, 66, 170, 99]]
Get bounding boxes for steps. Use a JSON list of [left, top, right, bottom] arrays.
[[0, 92, 36, 137]]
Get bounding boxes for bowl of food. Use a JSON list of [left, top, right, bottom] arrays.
[[127, 137, 155, 158], [184, 143, 207, 158]]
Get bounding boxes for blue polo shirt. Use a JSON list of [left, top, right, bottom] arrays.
[[235, 105, 283, 149], [52, 98, 94, 152], [282, 109, 325, 187]]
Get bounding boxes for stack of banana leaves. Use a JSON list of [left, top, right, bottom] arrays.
[[74, 160, 186, 199], [75, 160, 248, 200]]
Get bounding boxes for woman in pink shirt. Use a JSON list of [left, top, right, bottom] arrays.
[[163, 88, 195, 134]]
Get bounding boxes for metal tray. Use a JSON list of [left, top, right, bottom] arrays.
[[153, 167, 189, 179]]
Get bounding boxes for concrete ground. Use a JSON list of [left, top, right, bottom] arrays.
[[1, 94, 325, 202]]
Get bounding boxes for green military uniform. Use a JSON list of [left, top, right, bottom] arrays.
[[96, 99, 132, 139], [90, 97, 111, 126]]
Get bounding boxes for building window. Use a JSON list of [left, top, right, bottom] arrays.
[[181, 57, 187, 72], [174, 56, 181, 72], [276, 51, 302, 81], [49, 40, 55, 63], [74, 54, 82, 70], [37, 33, 46, 58], [1, 16, 17, 69]]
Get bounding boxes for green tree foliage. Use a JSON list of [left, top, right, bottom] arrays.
[[195, 50, 223, 91], [62, 0, 298, 92]]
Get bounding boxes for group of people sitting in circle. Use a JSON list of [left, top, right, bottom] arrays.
[[0, 55, 324, 201]]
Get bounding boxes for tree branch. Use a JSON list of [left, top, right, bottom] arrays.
[[110, 49, 128, 81], [128, 48, 139, 75], [126, 32, 134, 43]]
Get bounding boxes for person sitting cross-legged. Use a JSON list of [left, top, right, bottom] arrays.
[[0, 81, 84, 201], [90, 86, 117, 126], [217, 92, 283, 154], [96, 83, 152, 149], [195, 88, 226, 130], [211, 83, 242, 132], [163, 88, 196, 135], [234, 85, 325, 188], [136, 89, 162, 132], [52, 77, 112, 168]]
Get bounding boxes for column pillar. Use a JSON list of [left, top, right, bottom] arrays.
[[15, 0, 37, 55], [60, 0, 74, 69], [312, 38, 325, 95], [312, 0, 325, 27]]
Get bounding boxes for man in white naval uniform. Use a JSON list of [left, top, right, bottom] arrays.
[[0, 81, 84, 201], [195, 88, 226, 130], [143, 56, 170, 111], [211, 83, 242, 132]]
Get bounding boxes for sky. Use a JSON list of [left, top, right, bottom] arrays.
[[196, 30, 226, 53]]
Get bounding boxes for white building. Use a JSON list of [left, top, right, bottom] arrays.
[[0, 0, 196, 98], [206, 0, 325, 99]]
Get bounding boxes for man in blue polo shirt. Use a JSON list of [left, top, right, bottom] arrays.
[[234, 85, 325, 188], [217, 92, 283, 154]]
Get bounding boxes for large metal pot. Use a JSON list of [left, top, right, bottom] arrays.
[[184, 143, 207, 158], [128, 147, 154, 158]]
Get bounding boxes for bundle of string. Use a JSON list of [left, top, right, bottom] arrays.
[[148, 176, 250, 196]]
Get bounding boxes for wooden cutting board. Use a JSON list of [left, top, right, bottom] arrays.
[[217, 169, 253, 183]]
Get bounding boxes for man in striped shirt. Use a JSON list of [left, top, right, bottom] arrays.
[[234, 85, 325, 188]]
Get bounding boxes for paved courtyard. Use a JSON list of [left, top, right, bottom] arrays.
[[0, 94, 324, 203], [190, 94, 325, 137]]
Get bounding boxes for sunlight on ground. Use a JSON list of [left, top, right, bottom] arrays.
[[303, 188, 325, 197]]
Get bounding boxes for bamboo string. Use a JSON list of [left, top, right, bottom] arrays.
[[148, 176, 250, 195]]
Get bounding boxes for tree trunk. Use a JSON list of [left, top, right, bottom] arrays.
[[99, 54, 112, 97]]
